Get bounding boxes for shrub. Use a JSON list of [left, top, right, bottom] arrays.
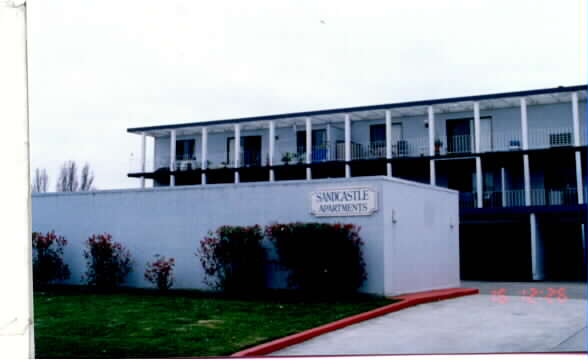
[[266, 222, 366, 295], [198, 225, 266, 293], [32, 231, 70, 288], [144, 254, 175, 291], [83, 233, 132, 289]]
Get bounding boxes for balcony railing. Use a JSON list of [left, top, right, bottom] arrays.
[[460, 187, 583, 209], [528, 127, 574, 149]]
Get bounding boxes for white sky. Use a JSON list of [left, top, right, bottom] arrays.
[[27, 0, 587, 190]]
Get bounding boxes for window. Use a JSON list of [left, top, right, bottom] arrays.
[[176, 139, 195, 161]]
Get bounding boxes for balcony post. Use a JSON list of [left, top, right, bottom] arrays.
[[474, 102, 481, 153], [306, 117, 312, 180], [428, 106, 436, 185], [170, 129, 176, 187], [269, 120, 275, 182], [234, 123, 240, 184], [501, 167, 507, 207], [572, 92, 580, 147], [326, 123, 332, 161], [530, 212, 545, 280], [476, 157, 483, 208], [523, 154, 531, 206], [140, 132, 146, 188], [345, 114, 351, 178], [385, 110, 392, 176], [520, 98, 529, 150], [428, 105, 435, 156], [201, 126, 207, 185], [576, 151, 584, 204]]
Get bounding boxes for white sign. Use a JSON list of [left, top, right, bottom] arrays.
[[310, 186, 378, 217]]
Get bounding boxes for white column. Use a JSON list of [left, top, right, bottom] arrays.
[[201, 127, 207, 185], [140, 132, 146, 188], [476, 157, 483, 208], [429, 160, 436, 185], [170, 129, 176, 186], [269, 120, 275, 182], [520, 98, 529, 150], [345, 114, 351, 178], [530, 213, 545, 281], [234, 124, 240, 184], [326, 123, 332, 161], [576, 151, 584, 204], [523, 154, 531, 206], [0, 2, 34, 357], [385, 110, 392, 177], [305, 117, 312, 180], [474, 102, 481, 153], [428, 106, 435, 156], [572, 92, 580, 147], [501, 167, 507, 207]]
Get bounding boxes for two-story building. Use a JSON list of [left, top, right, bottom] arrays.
[[128, 84, 588, 282]]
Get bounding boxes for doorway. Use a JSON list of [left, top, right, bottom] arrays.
[[227, 136, 262, 167]]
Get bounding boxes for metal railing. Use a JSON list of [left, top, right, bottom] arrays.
[[460, 188, 581, 209], [528, 127, 574, 149]]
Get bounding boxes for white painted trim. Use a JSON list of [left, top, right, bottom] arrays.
[[430, 159, 436, 185]]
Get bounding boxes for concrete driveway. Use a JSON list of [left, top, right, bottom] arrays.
[[272, 282, 587, 355]]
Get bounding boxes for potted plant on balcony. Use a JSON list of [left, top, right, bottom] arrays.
[[281, 152, 293, 165], [295, 152, 305, 165], [434, 139, 443, 156]]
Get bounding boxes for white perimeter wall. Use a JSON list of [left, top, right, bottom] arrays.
[[382, 182, 460, 295], [32, 176, 459, 296]]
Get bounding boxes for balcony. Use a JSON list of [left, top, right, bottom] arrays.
[[460, 187, 585, 209]]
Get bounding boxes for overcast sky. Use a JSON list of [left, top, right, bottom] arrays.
[[27, 0, 587, 190]]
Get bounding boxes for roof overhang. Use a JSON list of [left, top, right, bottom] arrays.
[[128, 84, 588, 137]]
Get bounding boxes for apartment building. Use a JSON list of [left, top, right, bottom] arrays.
[[128, 84, 588, 282]]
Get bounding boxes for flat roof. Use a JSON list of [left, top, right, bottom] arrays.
[[128, 84, 587, 135]]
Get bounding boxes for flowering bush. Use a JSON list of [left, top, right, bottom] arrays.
[[32, 231, 70, 288], [266, 222, 366, 295], [144, 254, 176, 291], [198, 225, 266, 293], [83, 233, 132, 289]]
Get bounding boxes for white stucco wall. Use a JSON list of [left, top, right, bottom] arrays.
[[32, 176, 459, 296]]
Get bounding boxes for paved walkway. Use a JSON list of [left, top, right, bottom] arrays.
[[272, 282, 587, 356]]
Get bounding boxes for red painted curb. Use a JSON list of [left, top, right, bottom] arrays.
[[231, 287, 479, 357]]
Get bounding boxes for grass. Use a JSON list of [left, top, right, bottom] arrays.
[[34, 286, 396, 358]]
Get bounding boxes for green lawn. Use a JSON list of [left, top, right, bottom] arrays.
[[34, 287, 395, 358]]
